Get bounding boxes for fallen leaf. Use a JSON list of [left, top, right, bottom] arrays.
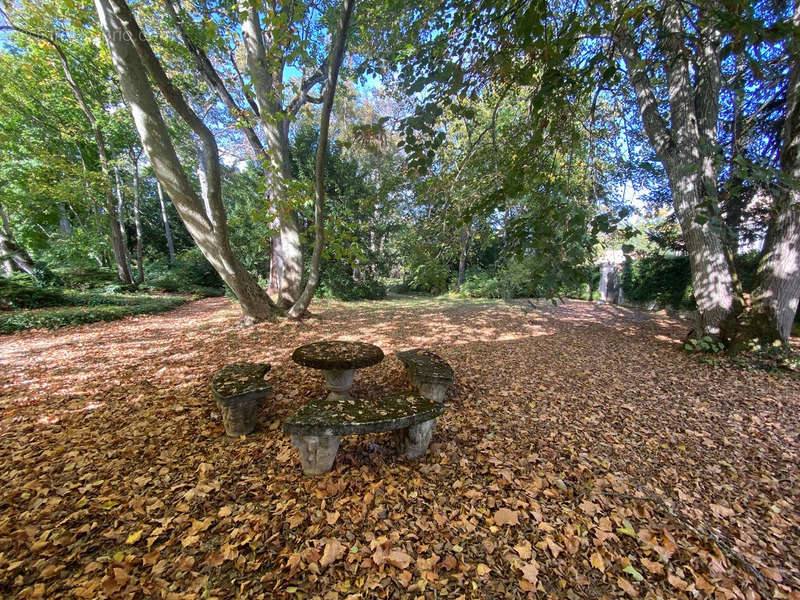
[[493, 508, 519, 526], [125, 530, 143, 545], [320, 539, 346, 568], [667, 574, 688, 590], [514, 540, 532, 560], [520, 562, 539, 585], [617, 576, 639, 597], [590, 551, 605, 572], [385, 549, 412, 570]]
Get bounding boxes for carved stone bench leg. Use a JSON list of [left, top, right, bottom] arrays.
[[417, 381, 448, 403], [218, 391, 268, 437], [322, 369, 355, 401], [290, 434, 340, 476], [394, 418, 436, 460]]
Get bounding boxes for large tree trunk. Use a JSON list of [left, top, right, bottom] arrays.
[[0, 201, 35, 276], [742, 3, 800, 342], [156, 182, 176, 264], [614, 0, 736, 337], [163, 0, 285, 302], [95, 0, 276, 323], [286, 0, 355, 319], [268, 232, 283, 298], [237, 2, 304, 307]]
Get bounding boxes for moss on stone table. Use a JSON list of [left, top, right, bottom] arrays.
[[292, 341, 384, 370], [211, 363, 271, 399], [396, 349, 454, 384], [283, 393, 443, 437]]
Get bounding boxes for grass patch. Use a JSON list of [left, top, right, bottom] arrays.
[[0, 294, 189, 334]]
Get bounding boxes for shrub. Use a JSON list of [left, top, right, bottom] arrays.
[[53, 267, 117, 290], [621, 254, 694, 309], [405, 261, 450, 295], [318, 261, 387, 301], [0, 295, 188, 334], [145, 248, 224, 294], [0, 277, 65, 310]]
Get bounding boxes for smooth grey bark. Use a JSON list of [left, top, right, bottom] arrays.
[[287, 0, 355, 319], [164, 0, 283, 303], [156, 182, 175, 264], [95, 0, 277, 323], [268, 231, 283, 297], [130, 148, 144, 283], [0, 201, 35, 275], [614, 0, 735, 336], [238, 0, 303, 307], [58, 204, 72, 236], [745, 2, 800, 342]]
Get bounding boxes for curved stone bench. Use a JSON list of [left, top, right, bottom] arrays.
[[210, 362, 271, 437], [396, 349, 454, 403], [283, 393, 443, 476]]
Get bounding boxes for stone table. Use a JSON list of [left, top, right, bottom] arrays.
[[291, 341, 384, 401], [283, 393, 443, 475]]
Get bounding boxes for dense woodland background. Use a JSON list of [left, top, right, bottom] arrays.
[[0, 0, 798, 346]]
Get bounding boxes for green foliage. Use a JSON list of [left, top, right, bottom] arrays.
[[0, 276, 66, 310], [317, 262, 386, 301], [684, 336, 726, 354], [459, 258, 592, 300], [53, 267, 118, 290], [620, 252, 771, 313], [406, 261, 450, 295], [145, 249, 224, 294], [0, 295, 188, 334], [621, 255, 695, 309]]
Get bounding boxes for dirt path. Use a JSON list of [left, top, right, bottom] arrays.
[[1, 297, 798, 598]]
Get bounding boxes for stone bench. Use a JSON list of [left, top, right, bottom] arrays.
[[283, 393, 443, 476], [210, 362, 271, 437], [396, 349, 454, 403]]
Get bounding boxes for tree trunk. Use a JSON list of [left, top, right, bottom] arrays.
[[131, 150, 144, 283], [268, 232, 283, 297], [58, 204, 72, 236], [0, 201, 35, 276], [165, 0, 289, 305], [456, 223, 472, 290], [156, 182, 176, 264], [286, 0, 355, 319], [614, 1, 736, 337], [95, 0, 277, 323], [741, 3, 800, 342], [238, 1, 305, 307], [114, 166, 133, 279]]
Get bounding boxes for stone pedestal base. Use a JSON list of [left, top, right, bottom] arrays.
[[290, 434, 341, 476], [414, 378, 448, 403], [218, 393, 265, 437], [393, 418, 436, 459], [322, 369, 355, 401]]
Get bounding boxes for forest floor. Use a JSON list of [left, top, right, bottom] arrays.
[[1, 296, 798, 600]]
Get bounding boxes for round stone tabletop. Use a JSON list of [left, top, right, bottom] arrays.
[[291, 341, 384, 371]]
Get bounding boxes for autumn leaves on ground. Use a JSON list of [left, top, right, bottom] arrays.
[[0, 297, 798, 599]]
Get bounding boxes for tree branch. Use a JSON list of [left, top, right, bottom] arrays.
[[613, 24, 673, 160], [104, 0, 226, 231]]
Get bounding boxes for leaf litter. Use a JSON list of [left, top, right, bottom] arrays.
[[0, 297, 798, 599]]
